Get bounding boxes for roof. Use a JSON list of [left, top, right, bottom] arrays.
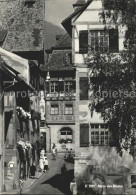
[[0, 47, 29, 83], [0, 60, 34, 92], [44, 50, 73, 71], [43, 33, 73, 72], [45, 34, 72, 52], [62, 0, 92, 35], [73, 0, 86, 6], [54, 33, 72, 48]]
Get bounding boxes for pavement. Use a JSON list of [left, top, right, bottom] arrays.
[[1, 153, 74, 195], [23, 153, 74, 195], [1, 167, 43, 195]]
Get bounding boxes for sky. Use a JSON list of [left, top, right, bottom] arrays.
[[45, 0, 76, 28]]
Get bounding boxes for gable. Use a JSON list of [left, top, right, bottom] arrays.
[[73, 0, 103, 24]]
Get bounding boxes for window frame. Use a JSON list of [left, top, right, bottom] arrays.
[[50, 81, 59, 93], [79, 29, 119, 54], [90, 124, 109, 146], [64, 104, 73, 115], [64, 81, 74, 93], [60, 128, 72, 140], [50, 104, 59, 115], [88, 30, 109, 52]]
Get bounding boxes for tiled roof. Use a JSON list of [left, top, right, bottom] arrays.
[[55, 33, 72, 48], [43, 32, 73, 72], [44, 50, 73, 71]]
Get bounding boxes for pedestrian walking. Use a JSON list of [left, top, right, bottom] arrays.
[[39, 157, 44, 172], [43, 155, 49, 173], [30, 163, 36, 178], [52, 143, 57, 160], [64, 148, 68, 159], [18, 179, 24, 195], [61, 164, 67, 180]]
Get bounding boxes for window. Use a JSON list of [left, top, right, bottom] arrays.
[[79, 29, 118, 54], [90, 124, 109, 146], [89, 30, 109, 52], [51, 104, 59, 115], [65, 104, 73, 115], [60, 127, 72, 140], [50, 82, 59, 93], [65, 81, 74, 93]]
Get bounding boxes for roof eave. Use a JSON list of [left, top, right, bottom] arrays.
[[61, 0, 92, 35]]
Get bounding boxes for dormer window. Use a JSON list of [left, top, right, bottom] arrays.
[[25, 0, 36, 7]]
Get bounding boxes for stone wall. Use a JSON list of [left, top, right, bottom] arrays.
[[0, 0, 44, 51]]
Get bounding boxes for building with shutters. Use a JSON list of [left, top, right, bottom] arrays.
[[0, 0, 45, 191], [62, 0, 135, 194], [43, 33, 76, 152]]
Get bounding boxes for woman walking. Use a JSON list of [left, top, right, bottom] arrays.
[[52, 143, 57, 160], [39, 157, 44, 172]]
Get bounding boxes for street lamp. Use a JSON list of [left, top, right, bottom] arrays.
[[44, 72, 51, 152]]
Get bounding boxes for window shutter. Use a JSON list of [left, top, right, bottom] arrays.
[[80, 124, 89, 147], [79, 30, 88, 54], [109, 28, 119, 52], [79, 77, 88, 100]]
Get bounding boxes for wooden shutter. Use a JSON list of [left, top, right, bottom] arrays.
[[79, 77, 88, 100], [79, 30, 88, 54], [109, 28, 119, 52], [80, 124, 89, 147]]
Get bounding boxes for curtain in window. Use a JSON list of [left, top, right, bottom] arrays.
[[80, 123, 89, 147]]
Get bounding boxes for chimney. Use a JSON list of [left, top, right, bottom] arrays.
[[73, 0, 86, 11]]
